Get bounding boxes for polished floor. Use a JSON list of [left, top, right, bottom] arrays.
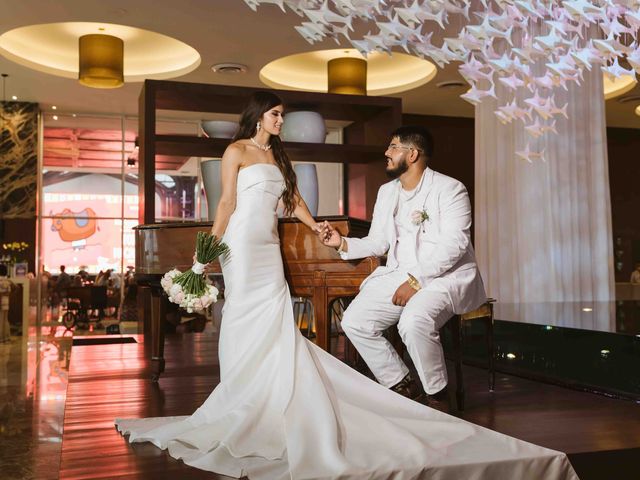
[[2, 316, 640, 479], [0, 323, 70, 480]]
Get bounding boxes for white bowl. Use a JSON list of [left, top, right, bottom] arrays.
[[201, 120, 238, 139], [281, 111, 326, 143]]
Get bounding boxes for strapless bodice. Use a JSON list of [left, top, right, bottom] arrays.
[[236, 163, 284, 210]]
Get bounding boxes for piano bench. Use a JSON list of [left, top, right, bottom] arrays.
[[446, 299, 496, 411]]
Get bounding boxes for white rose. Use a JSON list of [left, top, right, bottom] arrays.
[[160, 277, 172, 291]]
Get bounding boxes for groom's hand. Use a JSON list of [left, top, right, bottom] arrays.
[[392, 282, 418, 307]]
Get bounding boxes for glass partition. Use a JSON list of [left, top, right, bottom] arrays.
[[41, 113, 126, 275]]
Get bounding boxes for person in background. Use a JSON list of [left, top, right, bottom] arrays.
[[0, 264, 13, 342], [109, 270, 121, 290], [54, 265, 72, 307], [77, 265, 89, 283], [94, 270, 105, 286], [95, 269, 111, 286], [631, 263, 640, 284]]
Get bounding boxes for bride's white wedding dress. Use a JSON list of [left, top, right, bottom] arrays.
[[116, 163, 578, 479]]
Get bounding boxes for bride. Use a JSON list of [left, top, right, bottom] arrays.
[[116, 92, 578, 480]]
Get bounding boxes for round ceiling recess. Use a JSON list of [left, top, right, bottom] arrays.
[[0, 22, 201, 82], [259, 49, 437, 96]]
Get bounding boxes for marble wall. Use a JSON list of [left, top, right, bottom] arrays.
[[1, 102, 38, 272], [0, 102, 38, 218]]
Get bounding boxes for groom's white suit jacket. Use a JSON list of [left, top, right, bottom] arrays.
[[342, 167, 486, 315]]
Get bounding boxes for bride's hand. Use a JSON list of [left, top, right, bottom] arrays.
[[313, 221, 330, 239], [193, 253, 215, 274]]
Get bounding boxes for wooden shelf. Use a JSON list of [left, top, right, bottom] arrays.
[[152, 80, 398, 122], [155, 135, 385, 164], [139, 80, 402, 223]]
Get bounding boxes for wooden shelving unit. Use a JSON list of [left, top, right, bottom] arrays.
[[154, 135, 384, 164], [138, 80, 402, 224]]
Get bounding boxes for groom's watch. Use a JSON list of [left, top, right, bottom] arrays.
[[336, 236, 347, 254], [407, 274, 421, 291]]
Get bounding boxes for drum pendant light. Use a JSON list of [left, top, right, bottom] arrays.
[[327, 57, 367, 95], [78, 34, 124, 88]]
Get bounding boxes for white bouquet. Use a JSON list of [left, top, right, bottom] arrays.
[[161, 232, 229, 313]]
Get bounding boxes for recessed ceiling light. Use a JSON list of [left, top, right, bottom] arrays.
[[52, 115, 58, 120], [211, 63, 248, 74], [582, 307, 593, 312], [72, 113, 77, 117], [436, 80, 466, 89], [11, 95, 17, 100], [52, 105, 57, 110]]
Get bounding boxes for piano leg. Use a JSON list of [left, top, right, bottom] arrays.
[[312, 271, 329, 352], [150, 288, 166, 382], [138, 285, 151, 336]]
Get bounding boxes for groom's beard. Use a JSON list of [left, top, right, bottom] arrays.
[[386, 157, 409, 179]]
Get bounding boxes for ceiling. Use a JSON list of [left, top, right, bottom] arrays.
[[2, 0, 640, 128]]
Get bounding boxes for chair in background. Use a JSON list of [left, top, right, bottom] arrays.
[[62, 286, 109, 330], [90, 286, 108, 327], [62, 287, 91, 329]]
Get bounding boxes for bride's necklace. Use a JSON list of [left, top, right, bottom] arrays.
[[250, 136, 271, 151]]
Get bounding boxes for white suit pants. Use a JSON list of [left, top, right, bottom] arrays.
[[341, 271, 453, 395]]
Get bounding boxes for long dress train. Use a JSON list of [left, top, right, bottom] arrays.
[[116, 163, 578, 479]]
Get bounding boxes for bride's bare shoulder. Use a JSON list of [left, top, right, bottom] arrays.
[[226, 140, 250, 153], [222, 141, 251, 170]]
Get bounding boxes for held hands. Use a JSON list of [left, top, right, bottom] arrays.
[[392, 281, 418, 307], [316, 221, 342, 248], [312, 221, 417, 306]]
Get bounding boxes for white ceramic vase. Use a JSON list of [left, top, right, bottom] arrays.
[[294, 163, 319, 216], [200, 159, 221, 220], [281, 111, 326, 143]]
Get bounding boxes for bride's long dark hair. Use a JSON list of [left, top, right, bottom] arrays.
[[233, 91, 297, 215]]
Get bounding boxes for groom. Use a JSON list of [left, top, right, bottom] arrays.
[[321, 126, 486, 409]]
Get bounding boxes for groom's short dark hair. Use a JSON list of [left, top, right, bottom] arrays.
[[391, 126, 434, 159]]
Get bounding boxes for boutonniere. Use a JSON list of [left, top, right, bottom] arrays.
[[411, 209, 429, 226]]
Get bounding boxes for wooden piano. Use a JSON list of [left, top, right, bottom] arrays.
[[135, 216, 378, 381]]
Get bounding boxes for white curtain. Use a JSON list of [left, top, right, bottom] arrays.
[[474, 67, 615, 303]]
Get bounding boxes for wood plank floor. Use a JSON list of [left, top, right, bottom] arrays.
[[59, 332, 640, 480]]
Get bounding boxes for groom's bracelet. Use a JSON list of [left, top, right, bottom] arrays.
[[336, 236, 347, 254], [407, 274, 421, 291]]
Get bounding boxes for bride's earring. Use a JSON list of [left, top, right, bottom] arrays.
[[256, 121, 261, 133]]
